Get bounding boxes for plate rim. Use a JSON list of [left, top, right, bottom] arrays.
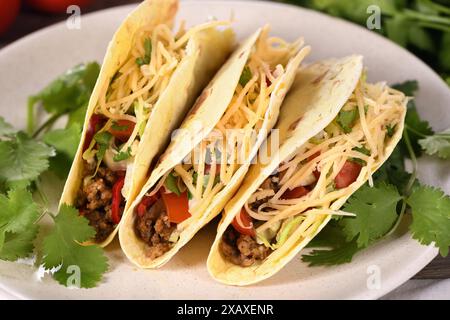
[[0, 0, 444, 300]]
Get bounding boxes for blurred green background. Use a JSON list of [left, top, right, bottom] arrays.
[[1, 0, 450, 87], [279, 0, 450, 86]]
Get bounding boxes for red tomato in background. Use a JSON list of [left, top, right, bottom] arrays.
[[26, 0, 93, 14], [0, 0, 21, 35]]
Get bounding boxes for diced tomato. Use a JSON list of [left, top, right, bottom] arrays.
[[335, 161, 362, 189], [161, 191, 191, 224], [108, 120, 135, 143], [281, 186, 310, 199], [231, 209, 255, 237], [83, 114, 105, 152], [136, 194, 158, 217], [111, 175, 125, 224], [309, 151, 321, 180]]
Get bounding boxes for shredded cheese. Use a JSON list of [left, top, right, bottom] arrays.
[[242, 78, 406, 249]]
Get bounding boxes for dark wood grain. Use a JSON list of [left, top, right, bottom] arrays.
[[0, 0, 449, 280]]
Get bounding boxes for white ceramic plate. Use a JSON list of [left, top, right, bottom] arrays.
[[0, 0, 448, 300]]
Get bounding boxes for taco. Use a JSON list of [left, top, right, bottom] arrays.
[[207, 55, 408, 285], [59, 0, 235, 246], [119, 26, 311, 268]]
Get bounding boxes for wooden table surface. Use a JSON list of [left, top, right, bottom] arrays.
[[0, 0, 449, 280]]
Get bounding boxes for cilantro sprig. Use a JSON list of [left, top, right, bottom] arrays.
[[42, 206, 108, 288], [0, 63, 108, 288], [303, 80, 450, 266]]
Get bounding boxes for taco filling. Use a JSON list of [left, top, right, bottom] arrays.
[[75, 20, 226, 242], [219, 77, 407, 266], [133, 28, 307, 259]]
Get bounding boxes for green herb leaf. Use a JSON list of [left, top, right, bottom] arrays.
[[302, 240, 359, 266], [418, 129, 450, 159], [0, 189, 40, 260], [111, 121, 129, 131], [0, 117, 17, 137], [165, 172, 180, 196], [113, 147, 132, 162], [0, 132, 55, 186], [336, 108, 358, 133], [93, 131, 112, 162], [386, 124, 396, 137], [29, 62, 100, 115], [407, 185, 450, 257], [136, 38, 152, 66], [42, 205, 108, 288], [351, 145, 371, 165], [0, 226, 39, 261], [393, 80, 434, 156], [373, 145, 412, 194], [239, 66, 252, 87], [340, 183, 401, 248], [392, 80, 419, 96], [302, 221, 360, 266], [43, 124, 82, 178]]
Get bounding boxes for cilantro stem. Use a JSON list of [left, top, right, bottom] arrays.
[[404, 9, 450, 26], [35, 179, 49, 209], [27, 98, 36, 135], [32, 113, 64, 139], [386, 129, 418, 236], [403, 129, 418, 196], [385, 197, 407, 237], [405, 124, 428, 139]]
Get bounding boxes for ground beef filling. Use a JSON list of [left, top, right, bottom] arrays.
[[76, 162, 119, 243], [220, 227, 272, 267], [134, 197, 176, 260]]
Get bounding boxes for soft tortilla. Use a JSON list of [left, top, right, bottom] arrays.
[[119, 30, 311, 268], [59, 0, 234, 247], [207, 55, 406, 285]]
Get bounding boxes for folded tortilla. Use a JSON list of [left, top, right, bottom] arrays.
[[119, 26, 311, 268], [59, 0, 234, 246], [207, 56, 407, 285]]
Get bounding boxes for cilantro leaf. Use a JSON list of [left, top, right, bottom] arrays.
[[0, 132, 55, 186], [373, 146, 411, 194], [66, 104, 88, 128], [111, 121, 129, 131], [404, 103, 434, 156], [407, 185, 450, 257], [43, 124, 82, 178], [418, 129, 450, 159], [302, 221, 362, 266], [136, 38, 152, 66], [113, 147, 132, 162], [386, 124, 396, 138], [340, 183, 401, 248], [0, 117, 17, 137], [302, 239, 359, 266], [0, 226, 39, 261], [0, 189, 40, 260], [392, 80, 419, 96], [337, 108, 358, 133], [42, 205, 108, 288], [165, 172, 180, 196], [29, 62, 100, 115], [239, 66, 252, 87], [392, 80, 434, 156], [94, 131, 112, 162], [351, 145, 371, 165]]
